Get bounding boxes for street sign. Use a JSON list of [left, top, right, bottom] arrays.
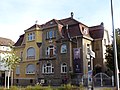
[[90, 50, 95, 58]]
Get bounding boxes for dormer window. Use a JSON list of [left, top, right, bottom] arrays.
[[28, 32, 35, 41]]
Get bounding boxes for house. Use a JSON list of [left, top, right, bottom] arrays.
[[0, 37, 14, 86], [13, 15, 110, 86]]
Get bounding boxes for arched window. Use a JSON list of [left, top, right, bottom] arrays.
[[42, 63, 54, 74], [27, 47, 35, 59], [26, 64, 35, 74], [61, 63, 67, 73], [61, 44, 67, 53]]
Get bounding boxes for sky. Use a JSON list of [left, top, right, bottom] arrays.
[[0, 0, 120, 42]]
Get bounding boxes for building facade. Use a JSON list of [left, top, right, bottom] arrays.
[[13, 24, 42, 86], [13, 16, 110, 86]]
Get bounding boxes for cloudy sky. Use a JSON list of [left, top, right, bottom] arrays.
[[0, 0, 120, 42]]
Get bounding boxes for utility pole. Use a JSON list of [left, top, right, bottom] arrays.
[[110, 0, 119, 90]]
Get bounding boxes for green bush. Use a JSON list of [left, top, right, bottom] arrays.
[[25, 86, 33, 90], [56, 86, 65, 90], [9, 86, 18, 90], [79, 84, 84, 90], [103, 88, 112, 90], [32, 85, 43, 90], [44, 86, 53, 90], [63, 84, 73, 90], [0, 87, 5, 90]]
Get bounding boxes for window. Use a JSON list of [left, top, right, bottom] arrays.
[[16, 65, 20, 74], [27, 47, 35, 59], [53, 30, 56, 38], [26, 64, 35, 74], [46, 32, 49, 39], [30, 79, 33, 84], [46, 45, 56, 57], [42, 63, 54, 74], [16, 79, 19, 83], [61, 44, 67, 53], [61, 63, 67, 73], [49, 31, 53, 39], [28, 32, 35, 41], [46, 30, 56, 39]]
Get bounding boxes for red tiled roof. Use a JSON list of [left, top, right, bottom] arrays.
[[14, 34, 24, 46], [89, 24, 104, 39], [0, 37, 14, 46]]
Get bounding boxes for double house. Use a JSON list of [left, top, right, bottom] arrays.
[[13, 15, 110, 86]]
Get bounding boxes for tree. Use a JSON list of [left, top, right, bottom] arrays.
[[105, 28, 120, 74], [116, 28, 120, 70], [105, 45, 114, 72], [1, 46, 20, 89]]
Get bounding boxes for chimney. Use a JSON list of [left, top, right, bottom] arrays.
[[71, 12, 74, 19], [100, 22, 104, 26]]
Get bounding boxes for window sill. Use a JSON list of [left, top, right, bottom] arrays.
[[61, 52, 67, 54], [27, 39, 35, 42], [26, 73, 35, 75], [42, 73, 54, 75]]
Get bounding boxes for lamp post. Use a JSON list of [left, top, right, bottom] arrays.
[[110, 0, 119, 90]]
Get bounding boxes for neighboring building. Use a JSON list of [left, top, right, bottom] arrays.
[[89, 23, 110, 74], [13, 15, 110, 86], [0, 37, 14, 86]]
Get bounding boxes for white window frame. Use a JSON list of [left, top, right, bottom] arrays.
[[61, 44, 67, 53], [28, 32, 35, 41], [46, 45, 56, 57], [61, 63, 67, 73], [42, 63, 54, 74]]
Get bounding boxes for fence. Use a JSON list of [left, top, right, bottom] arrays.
[[81, 73, 114, 87]]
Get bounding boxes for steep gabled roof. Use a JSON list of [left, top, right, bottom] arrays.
[[0, 37, 14, 46], [42, 19, 59, 28], [25, 24, 41, 32], [14, 34, 24, 46], [89, 23, 104, 39]]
